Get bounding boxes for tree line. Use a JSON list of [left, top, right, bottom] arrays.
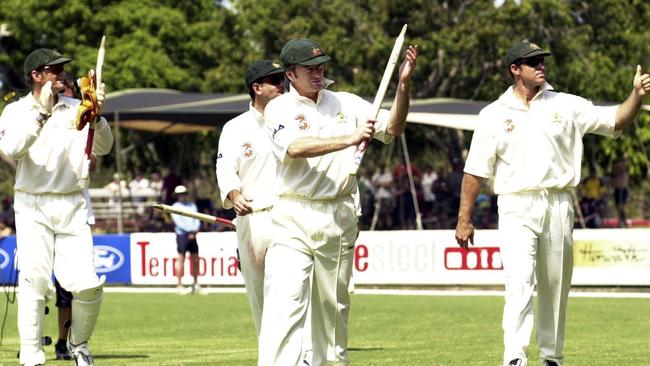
[[1, 0, 649, 196]]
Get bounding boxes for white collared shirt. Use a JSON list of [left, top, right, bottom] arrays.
[[0, 93, 113, 194], [264, 83, 394, 200], [465, 83, 618, 194], [216, 103, 277, 211]]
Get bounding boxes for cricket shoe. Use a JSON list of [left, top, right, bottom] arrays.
[[508, 359, 523, 366], [55, 338, 72, 360], [177, 285, 191, 295], [193, 284, 207, 295], [68, 341, 95, 366]]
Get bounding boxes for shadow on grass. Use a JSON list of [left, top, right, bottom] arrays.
[[93, 354, 150, 359], [349, 347, 384, 352]]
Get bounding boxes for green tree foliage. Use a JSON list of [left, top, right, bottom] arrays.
[[1, 0, 650, 194]]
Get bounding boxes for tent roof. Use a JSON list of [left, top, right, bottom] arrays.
[[101, 89, 250, 134], [100, 88, 492, 133]]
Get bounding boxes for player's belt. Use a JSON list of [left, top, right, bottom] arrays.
[[279, 193, 353, 203]]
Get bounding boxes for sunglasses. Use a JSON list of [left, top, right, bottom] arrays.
[[519, 57, 545, 68], [261, 73, 286, 86], [41, 64, 65, 74]]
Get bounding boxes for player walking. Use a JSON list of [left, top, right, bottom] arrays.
[[216, 59, 285, 336], [259, 38, 418, 366], [455, 41, 650, 366], [0, 48, 113, 366]]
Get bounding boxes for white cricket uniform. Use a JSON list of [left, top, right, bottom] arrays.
[[216, 103, 277, 337], [0, 93, 113, 365], [259, 84, 393, 366], [465, 83, 618, 366]]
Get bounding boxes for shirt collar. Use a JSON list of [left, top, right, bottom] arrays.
[[27, 92, 76, 111], [288, 77, 335, 105], [248, 102, 265, 124], [499, 82, 554, 110]]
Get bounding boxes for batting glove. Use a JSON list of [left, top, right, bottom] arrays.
[[38, 80, 54, 116]]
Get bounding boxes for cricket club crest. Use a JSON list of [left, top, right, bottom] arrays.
[[312, 48, 323, 56], [241, 142, 256, 160], [504, 119, 515, 133], [551, 112, 562, 123], [295, 114, 310, 131]]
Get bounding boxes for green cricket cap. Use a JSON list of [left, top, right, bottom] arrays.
[[23, 48, 70, 76], [505, 41, 551, 67], [245, 60, 285, 88], [280, 38, 331, 67]]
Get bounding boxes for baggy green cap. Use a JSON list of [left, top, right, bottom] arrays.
[[23, 48, 70, 76], [505, 41, 551, 67], [245, 60, 285, 88], [280, 38, 331, 67]]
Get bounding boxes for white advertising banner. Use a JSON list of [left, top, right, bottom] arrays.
[[129, 229, 650, 286], [354, 230, 506, 285], [130, 232, 243, 285]]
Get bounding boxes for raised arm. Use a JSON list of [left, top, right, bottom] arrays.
[[615, 65, 650, 131], [386, 45, 419, 136]]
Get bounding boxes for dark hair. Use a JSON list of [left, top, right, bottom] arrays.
[[507, 60, 520, 79]]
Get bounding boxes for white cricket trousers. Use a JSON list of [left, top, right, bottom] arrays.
[[259, 196, 357, 366], [14, 191, 101, 365], [498, 190, 573, 366], [237, 208, 274, 338]]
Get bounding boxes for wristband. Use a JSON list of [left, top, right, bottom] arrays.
[[36, 112, 50, 127]]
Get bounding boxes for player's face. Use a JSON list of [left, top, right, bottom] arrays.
[[515, 56, 546, 86], [35, 64, 66, 93], [290, 63, 325, 96], [259, 72, 286, 99]]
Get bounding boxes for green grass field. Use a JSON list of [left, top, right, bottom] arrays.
[[0, 291, 648, 365]]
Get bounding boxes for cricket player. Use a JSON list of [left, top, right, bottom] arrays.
[[0, 48, 113, 366], [455, 41, 650, 366], [259, 38, 418, 366], [216, 59, 285, 336]]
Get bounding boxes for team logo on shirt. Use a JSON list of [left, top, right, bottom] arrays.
[[552, 112, 562, 123], [295, 114, 310, 130], [336, 112, 346, 122], [241, 142, 256, 160], [504, 119, 515, 133], [272, 124, 284, 139]]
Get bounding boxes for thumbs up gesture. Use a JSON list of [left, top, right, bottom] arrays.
[[633, 65, 650, 97]]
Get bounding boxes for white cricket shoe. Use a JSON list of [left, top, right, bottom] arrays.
[[193, 284, 207, 295], [177, 285, 191, 295], [68, 341, 95, 366]]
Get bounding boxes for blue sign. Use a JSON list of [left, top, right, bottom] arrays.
[[0, 236, 17, 286], [93, 234, 131, 284], [0, 234, 131, 285]]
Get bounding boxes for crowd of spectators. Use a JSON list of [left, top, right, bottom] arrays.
[[0, 156, 640, 234], [359, 159, 498, 230]]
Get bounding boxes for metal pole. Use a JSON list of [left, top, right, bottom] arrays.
[[400, 134, 423, 230], [114, 111, 123, 234]]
